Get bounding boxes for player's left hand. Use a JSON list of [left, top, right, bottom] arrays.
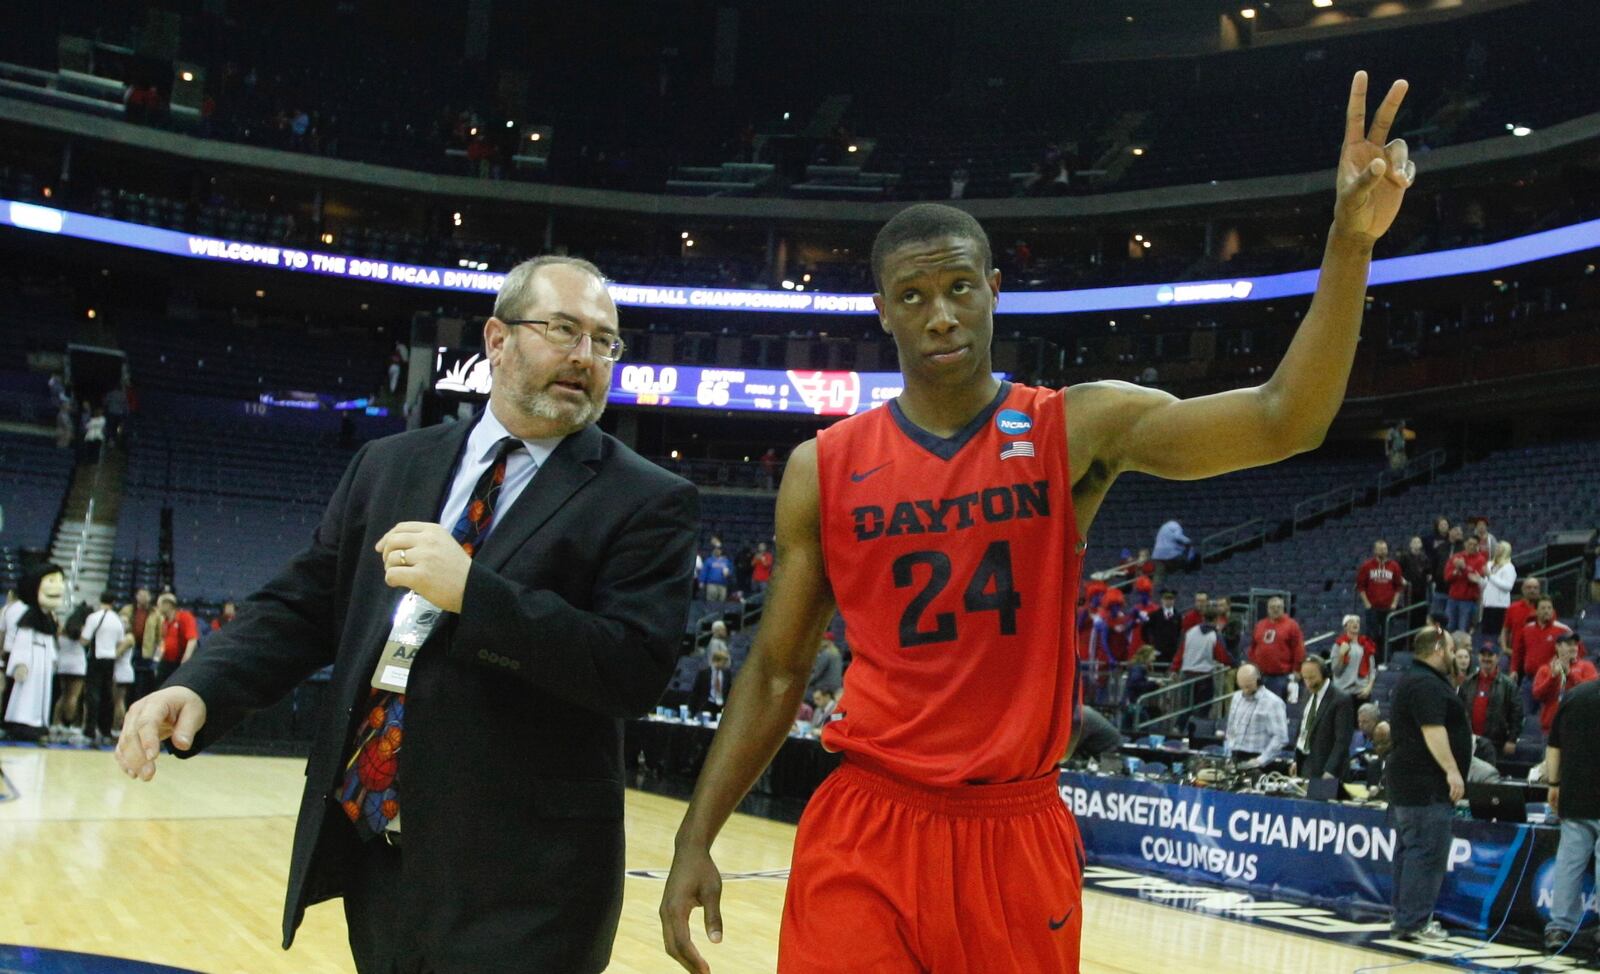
[[375, 522, 472, 612], [1332, 71, 1415, 243]]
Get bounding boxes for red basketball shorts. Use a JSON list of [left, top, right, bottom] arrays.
[[778, 758, 1084, 974]]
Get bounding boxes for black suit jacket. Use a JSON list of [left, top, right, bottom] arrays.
[[1142, 607, 1183, 664], [1297, 684, 1355, 780], [689, 665, 734, 715], [169, 418, 698, 973]]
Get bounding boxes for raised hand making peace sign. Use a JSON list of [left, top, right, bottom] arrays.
[[1333, 71, 1415, 243]]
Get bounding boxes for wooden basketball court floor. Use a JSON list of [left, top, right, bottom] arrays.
[[0, 748, 1453, 974]]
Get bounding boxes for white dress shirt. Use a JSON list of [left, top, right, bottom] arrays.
[[437, 404, 566, 533]]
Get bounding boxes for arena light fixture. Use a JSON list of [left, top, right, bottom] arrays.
[[181, 71, 194, 82], [1131, 147, 1145, 156], [1313, 0, 1333, 7], [848, 144, 859, 153], [529, 132, 541, 141], [505, 120, 514, 128], [681, 231, 690, 239], [86, 308, 96, 319], [1511, 125, 1532, 137], [781, 280, 795, 290], [1240, 8, 1257, 18]]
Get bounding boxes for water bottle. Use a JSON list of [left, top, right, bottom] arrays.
[[1287, 678, 1300, 704]]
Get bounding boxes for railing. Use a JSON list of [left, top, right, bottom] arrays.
[[1304, 629, 1339, 654], [1199, 518, 1269, 563], [64, 437, 109, 608], [1129, 669, 1225, 735], [1375, 448, 1446, 494], [1381, 598, 1433, 660], [1291, 484, 1362, 532]]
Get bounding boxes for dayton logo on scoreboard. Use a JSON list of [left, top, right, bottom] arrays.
[[787, 370, 863, 415]]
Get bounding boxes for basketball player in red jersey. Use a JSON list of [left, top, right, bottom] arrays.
[[662, 72, 1414, 973]]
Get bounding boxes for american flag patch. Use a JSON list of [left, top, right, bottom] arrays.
[[999, 441, 1035, 460]]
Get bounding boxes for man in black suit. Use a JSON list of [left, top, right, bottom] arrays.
[[114, 256, 699, 974], [690, 647, 735, 716], [1292, 655, 1354, 780], [1141, 588, 1184, 669]]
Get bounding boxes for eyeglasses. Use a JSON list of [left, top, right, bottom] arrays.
[[501, 318, 626, 363]]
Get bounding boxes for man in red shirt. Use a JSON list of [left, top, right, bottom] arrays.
[[154, 593, 200, 688], [1444, 536, 1487, 634], [1356, 539, 1406, 648], [1249, 596, 1305, 699], [751, 542, 774, 594], [1532, 632, 1597, 735], [1499, 576, 1543, 655], [1512, 597, 1582, 686], [1461, 642, 1522, 758], [1182, 591, 1210, 634]]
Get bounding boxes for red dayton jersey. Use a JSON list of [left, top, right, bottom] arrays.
[[816, 382, 1083, 787]]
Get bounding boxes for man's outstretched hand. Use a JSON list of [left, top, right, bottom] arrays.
[[1333, 71, 1416, 243]]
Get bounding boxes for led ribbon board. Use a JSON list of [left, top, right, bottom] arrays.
[[433, 348, 1004, 416], [6, 199, 1598, 315]]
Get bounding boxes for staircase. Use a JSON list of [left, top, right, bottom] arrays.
[[50, 445, 127, 607]]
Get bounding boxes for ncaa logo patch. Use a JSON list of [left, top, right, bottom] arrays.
[[996, 409, 1033, 436]]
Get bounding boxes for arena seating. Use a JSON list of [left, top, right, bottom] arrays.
[[113, 403, 385, 601], [0, 431, 76, 556], [1176, 439, 1600, 639]]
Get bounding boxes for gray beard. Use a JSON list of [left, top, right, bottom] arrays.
[[510, 386, 606, 434]]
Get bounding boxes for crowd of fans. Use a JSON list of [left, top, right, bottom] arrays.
[[1, 579, 234, 747]]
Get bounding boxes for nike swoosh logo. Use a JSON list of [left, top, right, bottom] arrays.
[[1049, 908, 1075, 931], [850, 462, 891, 483]]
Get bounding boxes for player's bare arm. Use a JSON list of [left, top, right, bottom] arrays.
[[660, 437, 838, 974], [1067, 71, 1415, 526]]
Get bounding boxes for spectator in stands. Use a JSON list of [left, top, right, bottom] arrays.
[[1541, 675, 1600, 959], [1142, 589, 1183, 669], [806, 635, 843, 698], [1091, 590, 1134, 664], [1429, 522, 1463, 617], [1213, 597, 1243, 661], [1356, 539, 1405, 645], [1331, 615, 1376, 701], [807, 687, 839, 734], [1181, 592, 1209, 633], [1292, 656, 1353, 781], [1124, 646, 1162, 727], [1248, 596, 1305, 700], [1152, 519, 1194, 584], [1533, 632, 1597, 736], [1348, 702, 1391, 789], [1471, 518, 1498, 560], [750, 542, 774, 594], [104, 385, 128, 445], [4, 565, 67, 742], [152, 593, 199, 688], [1398, 536, 1432, 623], [82, 409, 107, 462], [211, 601, 238, 631], [1512, 596, 1576, 690], [1224, 663, 1286, 770], [1179, 609, 1232, 714], [690, 648, 734, 716], [1500, 576, 1543, 658], [129, 588, 156, 704], [1385, 420, 1408, 470], [702, 620, 729, 661], [54, 399, 74, 450], [1356, 703, 1391, 758], [113, 604, 136, 732], [700, 545, 733, 602], [1444, 535, 1487, 633], [1386, 628, 1469, 945], [1477, 542, 1516, 642], [81, 594, 124, 747], [1462, 641, 1521, 761], [1449, 633, 1474, 689]]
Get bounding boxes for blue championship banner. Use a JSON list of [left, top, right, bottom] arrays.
[[1058, 771, 1566, 937]]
